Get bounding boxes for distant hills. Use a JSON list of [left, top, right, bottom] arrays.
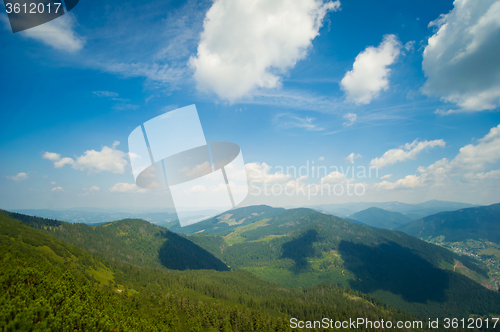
[[350, 207, 412, 229], [310, 200, 478, 220], [399, 203, 500, 243], [13, 199, 477, 225]]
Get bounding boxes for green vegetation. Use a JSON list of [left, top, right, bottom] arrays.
[[185, 207, 500, 319], [4, 210, 228, 272], [399, 203, 500, 243], [1, 211, 436, 331], [399, 203, 500, 290]]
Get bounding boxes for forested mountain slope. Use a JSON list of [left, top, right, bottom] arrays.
[[1, 211, 430, 331], [399, 203, 500, 243], [3, 210, 228, 271], [184, 207, 500, 319]]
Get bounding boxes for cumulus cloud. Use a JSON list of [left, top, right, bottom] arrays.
[[21, 13, 85, 52], [318, 156, 325, 161], [374, 174, 423, 190], [51, 186, 64, 192], [42, 152, 61, 162], [345, 153, 361, 164], [370, 139, 446, 168], [422, 0, 500, 113], [54, 157, 75, 168], [342, 113, 357, 127], [43, 141, 129, 174], [190, 0, 340, 101], [380, 174, 392, 180], [109, 182, 146, 193], [246, 162, 292, 184], [341, 34, 401, 104], [320, 171, 352, 184], [418, 124, 500, 176], [274, 113, 324, 131], [7, 172, 28, 182], [376, 124, 500, 191]]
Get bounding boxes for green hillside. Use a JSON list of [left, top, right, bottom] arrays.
[[399, 203, 500, 243], [184, 207, 500, 319], [398, 203, 500, 291], [350, 207, 412, 229], [1, 211, 433, 331], [3, 210, 229, 272]]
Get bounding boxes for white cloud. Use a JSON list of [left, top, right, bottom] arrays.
[[42, 152, 61, 162], [44, 141, 129, 174], [43, 152, 75, 168], [380, 174, 392, 180], [449, 124, 500, 170], [370, 139, 446, 168], [318, 156, 325, 161], [54, 157, 75, 168], [376, 124, 500, 192], [184, 185, 208, 194], [109, 182, 146, 193], [179, 161, 212, 178], [89, 186, 100, 191], [422, 0, 500, 113], [7, 172, 28, 182], [51, 186, 64, 192], [341, 34, 401, 104], [374, 174, 423, 190], [342, 113, 357, 126], [246, 162, 292, 184], [464, 169, 500, 181], [345, 153, 361, 164], [21, 13, 85, 52], [274, 113, 324, 131], [190, 0, 340, 101], [321, 171, 351, 184]]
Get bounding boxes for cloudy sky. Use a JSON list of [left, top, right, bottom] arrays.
[[1, 0, 499, 211]]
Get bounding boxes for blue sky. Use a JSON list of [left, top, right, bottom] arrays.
[[1, 0, 500, 210]]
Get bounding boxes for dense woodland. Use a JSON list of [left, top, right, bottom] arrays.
[[2, 208, 500, 330], [0, 211, 446, 331]]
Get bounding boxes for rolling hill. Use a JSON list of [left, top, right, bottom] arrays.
[[0, 210, 427, 331], [182, 206, 500, 318], [6, 206, 500, 320], [3, 210, 229, 272], [350, 207, 412, 229], [399, 203, 500, 243]]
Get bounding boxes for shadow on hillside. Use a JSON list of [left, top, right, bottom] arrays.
[[338, 240, 449, 303], [158, 231, 229, 272], [281, 229, 319, 272]]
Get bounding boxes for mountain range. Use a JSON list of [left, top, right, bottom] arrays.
[[310, 200, 477, 220], [0, 210, 430, 331], [3, 203, 500, 323], [399, 203, 500, 243], [13, 199, 477, 225]]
